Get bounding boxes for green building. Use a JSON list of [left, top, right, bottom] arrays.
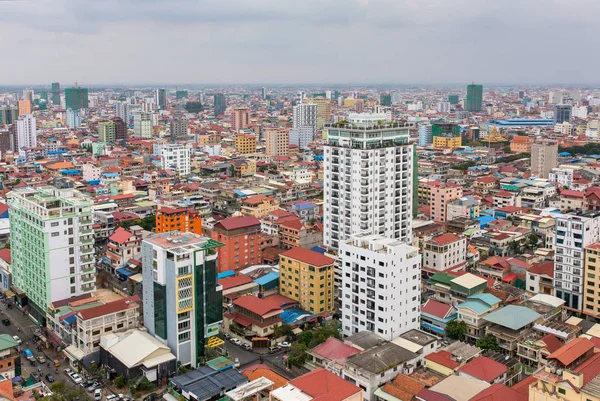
[[51, 82, 61, 105], [39, 91, 48, 101], [465, 84, 483, 112], [448, 95, 459, 105], [0, 106, 18, 124], [380, 94, 392, 107], [65, 87, 89, 110], [142, 232, 224, 368], [176, 90, 188, 100], [432, 121, 460, 137], [9, 181, 95, 324]]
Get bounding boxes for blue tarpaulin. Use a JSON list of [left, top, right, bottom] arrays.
[[116, 267, 135, 278], [63, 314, 76, 325], [310, 246, 326, 254], [253, 271, 279, 287], [218, 270, 235, 279], [281, 308, 315, 325]]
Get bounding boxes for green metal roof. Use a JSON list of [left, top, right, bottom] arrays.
[[429, 272, 454, 286], [201, 238, 225, 251], [0, 334, 19, 351], [483, 305, 541, 330]]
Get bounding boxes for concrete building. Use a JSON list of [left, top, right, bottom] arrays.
[[303, 97, 331, 129], [554, 212, 600, 310], [265, 127, 289, 156], [156, 88, 167, 109], [279, 247, 335, 314], [289, 126, 314, 149], [65, 87, 88, 110], [9, 179, 95, 322], [418, 124, 432, 146], [231, 106, 250, 131], [292, 103, 317, 133], [51, 82, 61, 104], [466, 84, 483, 112], [17, 100, 31, 116], [170, 115, 188, 140], [531, 139, 558, 179], [142, 231, 223, 368], [133, 111, 153, 138], [340, 234, 421, 340], [549, 168, 574, 189], [423, 233, 467, 272], [155, 207, 202, 235], [235, 134, 257, 154], [115, 101, 129, 122], [66, 108, 81, 128], [210, 216, 263, 272], [97, 117, 128, 143], [430, 182, 463, 223], [554, 104, 572, 124], [584, 242, 600, 316], [160, 143, 191, 176], [323, 113, 414, 250], [14, 114, 36, 151], [214, 94, 227, 116]]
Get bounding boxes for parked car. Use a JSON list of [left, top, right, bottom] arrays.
[[231, 338, 242, 346], [70, 373, 83, 384], [1, 319, 9, 326], [63, 368, 73, 376], [278, 342, 291, 348], [31, 372, 41, 382], [94, 389, 102, 400], [12, 335, 21, 345], [242, 343, 252, 350], [45, 374, 55, 383], [87, 382, 102, 392], [268, 346, 278, 353], [105, 395, 118, 401], [37, 355, 46, 363]]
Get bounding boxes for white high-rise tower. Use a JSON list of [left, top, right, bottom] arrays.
[[15, 114, 37, 151]]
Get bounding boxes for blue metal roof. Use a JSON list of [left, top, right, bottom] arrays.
[[253, 271, 279, 286], [116, 267, 135, 277], [280, 308, 315, 325], [294, 203, 316, 210], [467, 293, 501, 306], [475, 215, 496, 228], [483, 305, 541, 330], [218, 270, 235, 279], [311, 246, 326, 254], [457, 301, 492, 315], [63, 314, 77, 325]]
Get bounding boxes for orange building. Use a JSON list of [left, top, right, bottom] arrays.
[[510, 135, 533, 153], [18, 99, 31, 115], [155, 207, 202, 235], [211, 216, 263, 272]]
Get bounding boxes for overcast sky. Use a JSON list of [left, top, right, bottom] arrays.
[[1, 0, 598, 85]]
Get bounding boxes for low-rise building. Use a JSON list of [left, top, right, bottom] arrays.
[[423, 233, 467, 273], [456, 293, 502, 342], [483, 305, 542, 356], [420, 299, 457, 337], [223, 295, 283, 341], [458, 356, 508, 385], [271, 368, 363, 401], [0, 334, 20, 380]]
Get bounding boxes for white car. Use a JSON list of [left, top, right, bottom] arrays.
[[278, 342, 291, 348], [231, 338, 242, 346], [12, 335, 21, 345], [70, 373, 83, 384]]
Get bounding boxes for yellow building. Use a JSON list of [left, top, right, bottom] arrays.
[[304, 97, 331, 129], [584, 242, 600, 316], [279, 247, 335, 314], [240, 194, 279, 218], [265, 127, 289, 156], [232, 159, 256, 177], [235, 133, 257, 154], [432, 136, 462, 149]]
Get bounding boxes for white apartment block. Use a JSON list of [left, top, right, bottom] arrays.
[[161, 143, 191, 176], [289, 126, 315, 149], [292, 103, 317, 133], [573, 106, 588, 119], [549, 168, 574, 189], [15, 114, 36, 151], [554, 212, 600, 310], [133, 111, 153, 138], [82, 164, 102, 181], [340, 234, 421, 340], [324, 113, 413, 250], [423, 233, 467, 272]]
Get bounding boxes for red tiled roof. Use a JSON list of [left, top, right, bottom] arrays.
[[243, 365, 288, 389], [547, 338, 595, 367], [425, 350, 460, 369], [279, 219, 304, 230], [215, 215, 262, 231], [233, 295, 282, 316], [458, 356, 507, 382], [311, 337, 361, 362], [511, 375, 537, 397], [416, 388, 454, 401], [381, 374, 424, 401], [0, 202, 8, 216], [494, 191, 514, 197], [540, 334, 563, 354], [477, 176, 497, 184], [158, 207, 188, 215], [243, 194, 270, 205], [110, 193, 135, 200], [421, 299, 454, 319], [428, 233, 461, 246], [470, 383, 527, 401], [77, 296, 140, 321], [495, 206, 522, 213], [574, 352, 600, 386], [0, 249, 11, 264], [109, 227, 134, 245], [280, 247, 334, 267], [219, 275, 253, 290], [289, 368, 361, 401], [561, 190, 585, 198]]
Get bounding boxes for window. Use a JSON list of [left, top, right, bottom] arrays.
[[558, 388, 566, 395]]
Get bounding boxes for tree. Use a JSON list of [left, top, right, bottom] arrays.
[[287, 342, 308, 368], [502, 146, 512, 154], [445, 320, 467, 340], [114, 375, 126, 388], [273, 324, 294, 339], [508, 240, 521, 255], [43, 380, 89, 400], [526, 234, 539, 249], [477, 334, 501, 352]]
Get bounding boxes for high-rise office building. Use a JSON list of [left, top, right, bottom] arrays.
[[0, 106, 18, 125], [10, 179, 95, 322], [265, 127, 289, 156], [340, 235, 421, 339], [65, 87, 88, 110], [142, 231, 223, 367], [66, 108, 81, 128], [133, 111, 152, 138], [554, 104, 572, 125], [261, 87, 266, 99], [51, 82, 61, 105], [289, 127, 314, 149], [115, 101, 129, 123], [292, 103, 317, 133], [170, 115, 188, 140], [22, 89, 34, 103], [15, 115, 36, 151], [303, 97, 331, 129], [214, 94, 226, 116], [448, 94, 459, 105], [380, 93, 392, 107], [323, 113, 413, 250], [418, 124, 432, 146], [17, 100, 31, 116], [465, 84, 483, 112], [531, 139, 558, 179], [161, 143, 191, 176], [97, 118, 128, 143], [156, 88, 167, 109], [554, 212, 600, 310], [231, 106, 250, 131]]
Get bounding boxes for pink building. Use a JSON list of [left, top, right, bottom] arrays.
[[429, 182, 463, 222]]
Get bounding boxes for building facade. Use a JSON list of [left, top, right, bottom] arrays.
[[160, 143, 191, 176], [14, 114, 36, 151], [531, 139, 558, 179], [265, 127, 289, 156], [235, 134, 257, 154], [231, 107, 250, 131], [155, 207, 202, 235], [170, 115, 188, 140], [418, 124, 432, 146], [210, 216, 263, 272], [133, 111, 153, 138], [292, 103, 317, 133], [214, 94, 227, 116], [465, 84, 483, 112], [65, 87, 89, 110]]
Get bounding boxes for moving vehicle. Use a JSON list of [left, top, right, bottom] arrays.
[[278, 342, 291, 348], [36, 355, 46, 363], [230, 338, 242, 346], [45, 374, 55, 383], [31, 372, 41, 382], [12, 335, 21, 345], [23, 348, 34, 361]]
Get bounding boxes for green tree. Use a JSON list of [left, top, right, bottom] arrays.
[[477, 334, 501, 352], [114, 375, 126, 388], [287, 342, 308, 368], [502, 146, 512, 154], [445, 320, 467, 340], [526, 234, 539, 249], [508, 240, 521, 255], [273, 324, 294, 339], [43, 380, 89, 400]]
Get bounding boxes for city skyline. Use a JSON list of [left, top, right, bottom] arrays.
[[1, 0, 599, 85]]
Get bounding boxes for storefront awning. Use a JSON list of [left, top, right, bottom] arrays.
[[64, 344, 85, 361], [3, 290, 15, 297]]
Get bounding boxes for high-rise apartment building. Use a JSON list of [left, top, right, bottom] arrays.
[[160, 143, 191, 176], [142, 231, 223, 367], [293, 103, 317, 133], [115, 101, 129, 123], [17, 100, 31, 116], [51, 82, 61, 105], [303, 97, 331, 129], [231, 106, 250, 131], [289, 127, 314, 149], [234, 134, 257, 154], [156, 88, 167, 109], [175, 90, 188, 100], [97, 118, 128, 143], [265, 127, 289, 156], [66, 108, 81, 128], [22, 89, 34, 103], [465, 84, 483, 112], [430, 182, 463, 223], [10, 179, 95, 322], [418, 124, 432, 146], [584, 242, 600, 315], [133, 111, 152, 138], [0, 106, 18, 125], [380, 93, 392, 107], [554, 104, 572, 124], [554, 212, 600, 310], [448, 94, 459, 105], [65, 87, 89, 110], [14, 114, 36, 151], [323, 113, 413, 250], [261, 87, 266, 99], [170, 115, 188, 140], [210, 216, 263, 272], [531, 139, 558, 179], [214, 94, 227, 116], [340, 234, 421, 339], [279, 247, 335, 314]]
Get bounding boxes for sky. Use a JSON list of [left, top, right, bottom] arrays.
[[1, 0, 599, 85]]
